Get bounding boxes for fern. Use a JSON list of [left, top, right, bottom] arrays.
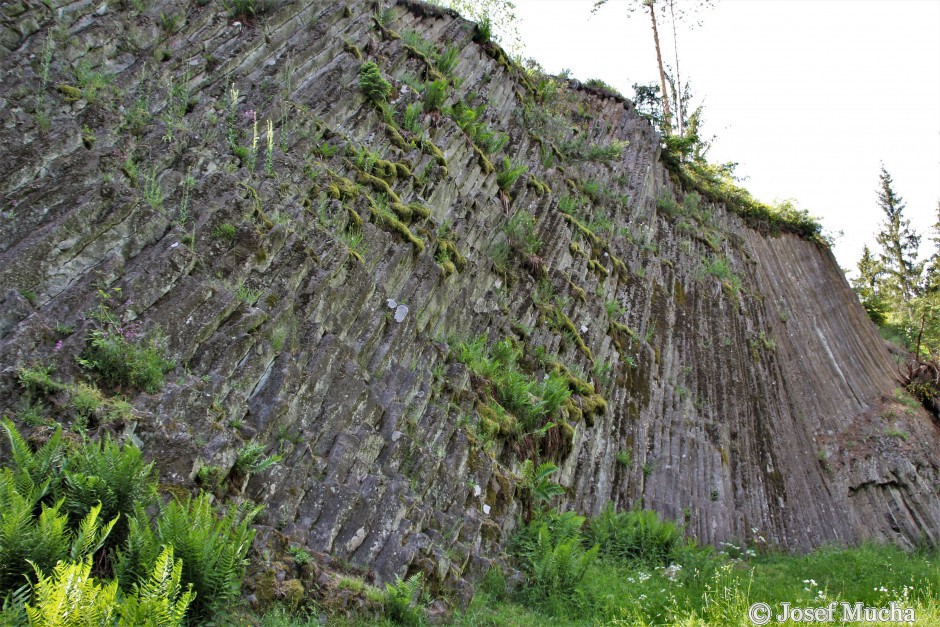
[[583, 504, 682, 565], [144, 493, 260, 620], [118, 546, 194, 626], [1, 418, 64, 493], [68, 502, 118, 562], [113, 508, 161, 589], [514, 511, 597, 601], [63, 435, 155, 546], [25, 556, 119, 626], [0, 470, 44, 595], [0, 582, 30, 624], [384, 572, 424, 625], [518, 460, 565, 521], [497, 157, 527, 192]]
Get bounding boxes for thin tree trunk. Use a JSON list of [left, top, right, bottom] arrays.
[[648, 0, 672, 134], [668, 0, 683, 136], [916, 312, 926, 360]]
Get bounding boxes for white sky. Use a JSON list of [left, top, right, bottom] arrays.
[[507, 0, 940, 272]]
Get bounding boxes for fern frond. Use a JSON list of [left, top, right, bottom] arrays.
[[69, 501, 118, 561], [25, 557, 118, 626]]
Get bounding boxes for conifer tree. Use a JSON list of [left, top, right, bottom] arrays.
[[874, 165, 922, 307], [853, 245, 888, 325], [923, 200, 940, 294]]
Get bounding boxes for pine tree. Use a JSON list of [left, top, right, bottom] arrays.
[[874, 165, 922, 307]]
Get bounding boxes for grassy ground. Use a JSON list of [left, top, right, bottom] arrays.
[[454, 544, 939, 626], [253, 542, 939, 626]]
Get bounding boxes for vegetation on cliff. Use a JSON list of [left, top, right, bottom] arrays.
[[0, 0, 936, 624]]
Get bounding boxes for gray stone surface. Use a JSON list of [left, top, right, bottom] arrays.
[[0, 0, 936, 595]]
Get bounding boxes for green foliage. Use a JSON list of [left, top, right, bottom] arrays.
[[474, 16, 492, 44], [25, 556, 119, 626], [115, 546, 194, 625], [61, 436, 156, 542], [421, 79, 448, 113], [497, 157, 526, 192], [518, 460, 564, 521], [0, 470, 118, 599], [384, 572, 425, 625], [557, 195, 579, 215], [0, 421, 255, 623], [359, 61, 391, 104], [703, 256, 742, 296], [233, 440, 282, 477], [223, 0, 264, 19], [449, 101, 508, 155], [71, 59, 113, 104], [79, 328, 175, 393], [402, 102, 424, 134], [17, 365, 64, 396], [452, 336, 571, 433], [462, 526, 939, 626], [669, 158, 825, 241], [213, 222, 237, 241], [560, 138, 628, 163], [514, 510, 597, 601], [583, 504, 682, 565], [122, 493, 261, 621], [434, 46, 460, 78], [503, 210, 541, 256], [286, 546, 311, 567], [616, 450, 632, 468], [584, 78, 623, 98], [24, 546, 193, 627]]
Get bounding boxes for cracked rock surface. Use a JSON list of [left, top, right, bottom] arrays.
[[0, 0, 937, 593]]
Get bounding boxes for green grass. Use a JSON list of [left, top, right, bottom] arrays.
[[452, 543, 939, 626]]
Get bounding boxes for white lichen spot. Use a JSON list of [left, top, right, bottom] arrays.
[[394, 304, 409, 322]]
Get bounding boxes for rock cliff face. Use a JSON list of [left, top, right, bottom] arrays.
[[1, 0, 937, 593]]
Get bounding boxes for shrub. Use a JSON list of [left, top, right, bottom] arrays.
[[80, 328, 175, 393], [359, 61, 391, 104]]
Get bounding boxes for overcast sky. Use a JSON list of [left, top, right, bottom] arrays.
[[506, 0, 940, 272]]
